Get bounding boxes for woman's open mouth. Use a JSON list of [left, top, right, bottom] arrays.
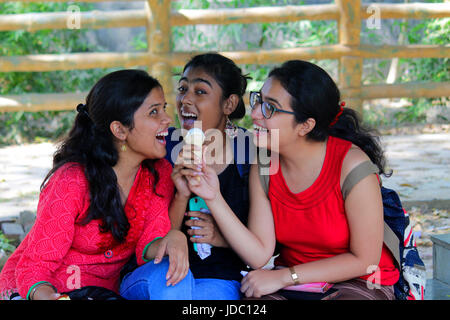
[[156, 130, 168, 145], [180, 107, 198, 128], [253, 123, 268, 136]]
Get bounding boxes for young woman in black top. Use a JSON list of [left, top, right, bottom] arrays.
[[168, 53, 253, 299], [120, 53, 253, 299]]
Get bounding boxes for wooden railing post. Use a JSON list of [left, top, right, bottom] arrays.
[[336, 0, 363, 115], [145, 0, 175, 119]]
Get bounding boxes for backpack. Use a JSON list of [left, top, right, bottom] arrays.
[[257, 159, 427, 300], [381, 186, 427, 300]]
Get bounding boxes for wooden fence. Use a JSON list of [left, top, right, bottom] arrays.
[[0, 0, 449, 117]]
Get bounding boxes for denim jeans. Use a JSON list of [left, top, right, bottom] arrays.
[[119, 257, 241, 300]]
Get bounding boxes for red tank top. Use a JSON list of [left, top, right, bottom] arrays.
[[270, 136, 399, 286]]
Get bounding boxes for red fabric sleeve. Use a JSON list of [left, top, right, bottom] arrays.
[[14, 164, 88, 298], [136, 159, 174, 265]]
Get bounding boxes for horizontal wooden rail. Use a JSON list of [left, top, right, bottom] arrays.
[[0, 5, 338, 32], [0, 91, 178, 113], [1, 44, 448, 72], [0, 92, 88, 112], [341, 81, 450, 100], [0, 52, 155, 72], [357, 44, 450, 59], [360, 3, 450, 20], [0, 10, 146, 32], [1, 81, 448, 113], [1, 3, 449, 32], [173, 4, 339, 25]]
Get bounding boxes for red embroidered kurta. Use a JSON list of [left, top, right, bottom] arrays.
[[0, 159, 173, 299], [270, 136, 399, 286]]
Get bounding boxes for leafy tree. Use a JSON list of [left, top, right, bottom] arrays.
[[0, 2, 112, 145], [0, 1, 448, 144]]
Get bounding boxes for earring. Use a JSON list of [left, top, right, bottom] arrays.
[[121, 143, 127, 152], [225, 118, 238, 139]]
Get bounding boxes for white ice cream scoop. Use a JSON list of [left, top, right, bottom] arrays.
[[184, 127, 205, 146], [184, 127, 205, 166]]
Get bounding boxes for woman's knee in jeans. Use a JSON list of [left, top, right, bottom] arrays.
[[121, 257, 168, 283], [120, 257, 170, 298], [193, 279, 242, 300], [120, 257, 194, 300]]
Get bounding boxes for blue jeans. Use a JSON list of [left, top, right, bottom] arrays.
[[119, 257, 241, 300]]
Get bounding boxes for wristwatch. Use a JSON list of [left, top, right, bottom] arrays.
[[289, 267, 300, 285]]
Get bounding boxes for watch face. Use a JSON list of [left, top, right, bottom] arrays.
[[290, 267, 299, 284]]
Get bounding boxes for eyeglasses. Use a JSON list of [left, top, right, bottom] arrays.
[[249, 91, 296, 119]]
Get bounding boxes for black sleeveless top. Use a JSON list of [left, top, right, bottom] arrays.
[[166, 127, 251, 281]]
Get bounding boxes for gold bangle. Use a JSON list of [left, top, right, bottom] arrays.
[[289, 267, 300, 285]]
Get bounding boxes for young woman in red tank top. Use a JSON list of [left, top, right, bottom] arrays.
[[181, 60, 399, 300]]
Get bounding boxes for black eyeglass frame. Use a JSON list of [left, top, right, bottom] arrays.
[[249, 91, 296, 119]]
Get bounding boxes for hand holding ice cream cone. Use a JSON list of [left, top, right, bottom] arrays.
[[184, 127, 205, 162], [184, 127, 205, 181]]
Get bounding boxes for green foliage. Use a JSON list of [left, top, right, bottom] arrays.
[[0, 2, 100, 94], [0, 231, 15, 253], [0, 2, 113, 145], [394, 18, 449, 124], [360, 10, 448, 127], [400, 18, 449, 83], [0, 1, 448, 142]]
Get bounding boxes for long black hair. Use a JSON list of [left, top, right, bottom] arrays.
[[41, 69, 163, 243], [183, 53, 251, 120], [269, 60, 390, 176]]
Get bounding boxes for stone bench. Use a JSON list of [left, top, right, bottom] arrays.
[[0, 211, 36, 271], [425, 233, 450, 300]]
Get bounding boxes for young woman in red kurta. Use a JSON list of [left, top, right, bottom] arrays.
[[0, 70, 188, 300], [182, 60, 399, 299]]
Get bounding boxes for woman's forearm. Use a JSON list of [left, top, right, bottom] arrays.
[[206, 194, 273, 269], [143, 238, 163, 261], [291, 251, 379, 285], [241, 251, 380, 298], [168, 192, 189, 230]]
